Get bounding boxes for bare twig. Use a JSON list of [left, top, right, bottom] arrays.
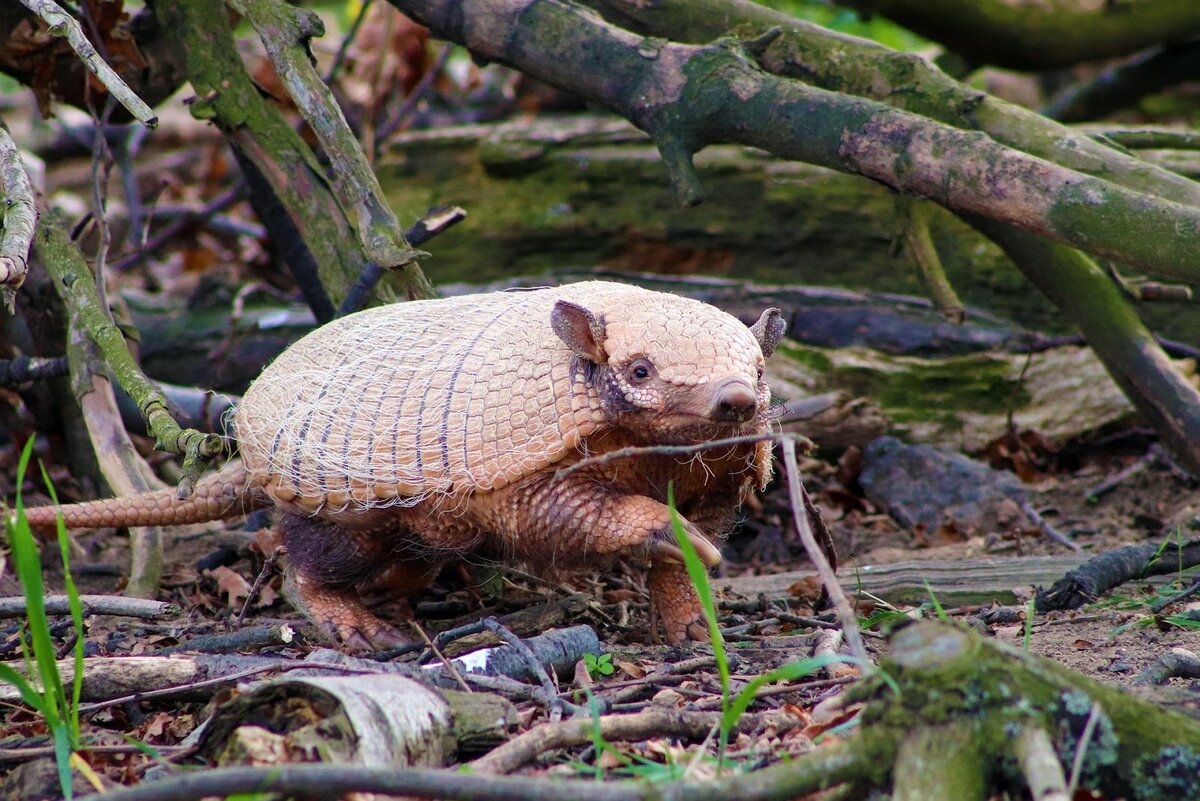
[[1013, 725, 1070, 801], [16, 0, 157, 128], [554, 433, 788, 482], [413, 620, 474, 693], [1019, 500, 1083, 553], [337, 205, 467, 316], [0, 121, 35, 309], [323, 0, 375, 83], [0, 356, 69, 386], [233, 546, 284, 628], [0, 595, 178, 620], [1066, 702, 1103, 798], [481, 617, 564, 722], [375, 42, 455, 146], [780, 438, 867, 664], [110, 183, 243, 273]]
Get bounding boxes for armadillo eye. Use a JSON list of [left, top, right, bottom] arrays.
[[628, 360, 654, 384]]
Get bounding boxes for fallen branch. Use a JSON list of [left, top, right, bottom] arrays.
[[781, 438, 862, 662], [1037, 539, 1200, 612], [0, 120, 34, 309], [0, 595, 178, 620], [472, 709, 761, 774], [15, 0, 158, 127]]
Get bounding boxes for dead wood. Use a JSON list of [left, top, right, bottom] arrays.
[[1037, 539, 1200, 612], [193, 673, 516, 766], [716, 555, 1088, 608], [0, 594, 178, 620]]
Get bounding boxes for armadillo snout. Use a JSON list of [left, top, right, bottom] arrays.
[[710, 378, 759, 423]]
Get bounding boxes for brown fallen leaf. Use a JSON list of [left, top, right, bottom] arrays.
[[207, 565, 252, 607]]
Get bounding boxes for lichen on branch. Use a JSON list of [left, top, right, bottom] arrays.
[[34, 213, 224, 496]]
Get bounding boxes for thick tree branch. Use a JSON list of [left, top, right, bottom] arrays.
[[155, 0, 384, 311], [584, 0, 1200, 210], [229, 0, 433, 301], [841, 0, 1200, 70], [388, 0, 1200, 286], [0, 119, 34, 310]]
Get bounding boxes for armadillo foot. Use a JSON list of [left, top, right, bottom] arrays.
[[648, 561, 711, 645], [285, 571, 412, 651]]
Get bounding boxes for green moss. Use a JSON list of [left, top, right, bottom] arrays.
[[776, 342, 833, 372], [838, 355, 1025, 423]]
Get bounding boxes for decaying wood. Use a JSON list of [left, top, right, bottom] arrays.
[[193, 673, 516, 767], [0, 594, 179, 620], [714, 555, 1089, 608], [1037, 539, 1200, 612]]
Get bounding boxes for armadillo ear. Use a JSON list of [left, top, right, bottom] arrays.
[[552, 300, 608, 363], [749, 308, 786, 358]]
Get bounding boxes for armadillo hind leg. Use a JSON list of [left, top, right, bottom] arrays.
[[282, 569, 410, 650], [279, 513, 412, 650], [648, 562, 709, 644]]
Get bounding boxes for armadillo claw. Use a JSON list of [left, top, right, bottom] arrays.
[[320, 618, 411, 652], [649, 526, 722, 568], [286, 572, 412, 651], [648, 561, 710, 645]]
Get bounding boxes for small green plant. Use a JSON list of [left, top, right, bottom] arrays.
[[667, 485, 732, 759], [583, 651, 615, 679], [923, 580, 950, 622], [0, 439, 86, 799], [668, 486, 891, 771], [1023, 597, 1037, 652]]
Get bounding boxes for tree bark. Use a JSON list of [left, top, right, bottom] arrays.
[[842, 0, 1200, 70]]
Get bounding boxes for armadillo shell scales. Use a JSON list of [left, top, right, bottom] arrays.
[[235, 284, 620, 511]]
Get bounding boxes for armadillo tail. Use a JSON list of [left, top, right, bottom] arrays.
[[22, 463, 269, 532]]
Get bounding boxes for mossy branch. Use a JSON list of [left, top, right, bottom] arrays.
[[841, 0, 1200, 70], [389, 0, 1200, 286], [583, 0, 1200, 211], [229, 0, 434, 301], [896, 197, 963, 324], [465, 0, 1200, 470], [35, 213, 224, 496], [0, 120, 35, 311]]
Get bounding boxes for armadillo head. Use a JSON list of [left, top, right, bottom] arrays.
[[552, 294, 785, 445]]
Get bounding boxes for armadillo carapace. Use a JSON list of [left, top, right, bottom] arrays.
[[27, 281, 786, 648]]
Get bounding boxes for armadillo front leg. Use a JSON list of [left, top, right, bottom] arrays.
[[472, 474, 721, 644]]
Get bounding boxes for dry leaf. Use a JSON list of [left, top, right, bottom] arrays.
[[208, 565, 252, 606]]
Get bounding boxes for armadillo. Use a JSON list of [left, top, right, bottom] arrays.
[[26, 281, 785, 648]]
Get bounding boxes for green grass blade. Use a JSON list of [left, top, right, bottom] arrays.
[[8, 438, 67, 732], [666, 483, 732, 762], [0, 662, 51, 713], [41, 462, 85, 741], [52, 724, 74, 800]]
